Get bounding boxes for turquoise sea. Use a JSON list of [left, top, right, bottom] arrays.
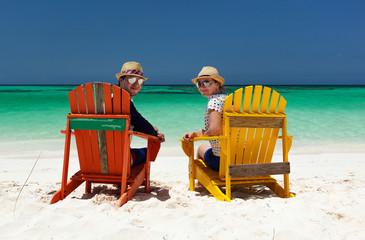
[[0, 85, 365, 155]]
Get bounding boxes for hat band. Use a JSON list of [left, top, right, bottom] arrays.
[[122, 69, 144, 76], [198, 74, 212, 77]]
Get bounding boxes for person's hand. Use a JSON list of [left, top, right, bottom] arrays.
[[157, 133, 165, 142], [183, 131, 197, 142]]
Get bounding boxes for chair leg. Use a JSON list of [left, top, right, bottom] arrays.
[[117, 167, 146, 207], [195, 166, 230, 202], [144, 164, 150, 193], [85, 181, 92, 193], [266, 181, 287, 198], [189, 175, 195, 191], [189, 158, 195, 191], [284, 174, 290, 198], [226, 177, 232, 200], [50, 179, 84, 204], [189, 161, 195, 191], [145, 143, 153, 193]]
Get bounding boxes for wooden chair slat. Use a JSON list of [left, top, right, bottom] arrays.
[[255, 96, 283, 162], [251, 85, 262, 113], [264, 128, 280, 163], [260, 87, 271, 113], [255, 88, 278, 163], [235, 87, 252, 165], [94, 83, 104, 114], [76, 85, 93, 173], [233, 88, 243, 112], [251, 128, 264, 164], [235, 127, 246, 165], [230, 88, 242, 165], [69, 89, 87, 172], [223, 93, 233, 112], [94, 82, 107, 174], [242, 86, 253, 112], [257, 127, 273, 163], [112, 85, 122, 114], [85, 83, 102, 174], [120, 87, 131, 175], [245, 128, 256, 164], [263, 89, 281, 163], [219, 94, 233, 178], [68, 90, 78, 113], [103, 83, 115, 174], [90, 126, 102, 174], [277, 96, 287, 113], [230, 116, 284, 128], [268, 91, 279, 113], [85, 83, 95, 114], [229, 162, 290, 178], [103, 83, 113, 114], [241, 86, 257, 164], [112, 85, 123, 175], [121, 88, 130, 114], [76, 85, 87, 113]]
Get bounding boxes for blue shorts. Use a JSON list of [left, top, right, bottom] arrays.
[[203, 148, 220, 171], [131, 148, 147, 166]]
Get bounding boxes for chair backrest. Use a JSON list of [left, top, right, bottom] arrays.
[[219, 85, 288, 178], [68, 82, 130, 175]]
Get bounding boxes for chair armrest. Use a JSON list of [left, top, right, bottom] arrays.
[[179, 135, 220, 142], [129, 131, 161, 162], [278, 135, 293, 139], [129, 131, 160, 142], [278, 135, 293, 151], [60, 130, 75, 136], [180, 135, 222, 157]]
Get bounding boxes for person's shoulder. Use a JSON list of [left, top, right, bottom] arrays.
[[210, 94, 227, 101]]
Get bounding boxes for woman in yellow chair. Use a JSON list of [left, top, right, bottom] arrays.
[[183, 66, 227, 171]]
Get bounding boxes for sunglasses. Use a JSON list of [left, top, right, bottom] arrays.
[[196, 80, 213, 88], [127, 77, 144, 86]]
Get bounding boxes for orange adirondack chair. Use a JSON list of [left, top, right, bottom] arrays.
[[181, 85, 294, 201], [50, 82, 161, 207]]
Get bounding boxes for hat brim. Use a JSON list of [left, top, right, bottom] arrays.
[[192, 76, 224, 86], [116, 73, 147, 81]]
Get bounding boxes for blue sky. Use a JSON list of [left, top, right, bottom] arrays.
[[0, 0, 364, 85]]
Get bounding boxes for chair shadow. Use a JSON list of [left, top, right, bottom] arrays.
[[131, 185, 171, 202], [74, 182, 171, 203], [194, 185, 278, 200]]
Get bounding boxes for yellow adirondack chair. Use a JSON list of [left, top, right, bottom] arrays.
[[181, 85, 294, 201]]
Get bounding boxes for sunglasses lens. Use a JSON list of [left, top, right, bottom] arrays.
[[128, 77, 137, 84], [127, 77, 144, 85], [196, 80, 211, 88], [202, 81, 210, 87]]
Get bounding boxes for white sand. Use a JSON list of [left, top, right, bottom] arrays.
[[1, 145, 365, 240]]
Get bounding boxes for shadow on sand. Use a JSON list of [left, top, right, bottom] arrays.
[[70, 182, 171, 204], [193, 185, 279, 201]]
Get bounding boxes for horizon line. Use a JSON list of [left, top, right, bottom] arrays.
[[1, 83, 365, 87]]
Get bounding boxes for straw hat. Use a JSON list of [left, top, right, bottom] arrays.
[[192, 66, 224, 86], [115, 61, 148, 81]]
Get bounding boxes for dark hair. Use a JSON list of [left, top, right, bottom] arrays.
[[117, 76, 124, 86], [214, 80, 227, 94]]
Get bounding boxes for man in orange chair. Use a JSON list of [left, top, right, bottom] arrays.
[[116, 61, 165, 166]]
